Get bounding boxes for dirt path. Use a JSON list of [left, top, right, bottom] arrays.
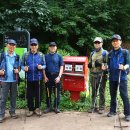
[[0, 110, 130, 130]]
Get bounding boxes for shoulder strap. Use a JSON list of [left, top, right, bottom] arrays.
[[122, 49, 127, 64], [39, 52, 43, 59], [25, 52, 30, 60], [90, 50, 94, 62], [102, 50, 107, 63], [0, 52, 5, 63], [23, 52, 29, 66]]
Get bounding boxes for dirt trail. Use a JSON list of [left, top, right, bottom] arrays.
[[0, 110, 130, 130]]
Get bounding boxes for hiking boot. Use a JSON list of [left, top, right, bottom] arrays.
[[44, 108, 51, 114], [0, 117, 4, 123], [26, 111, 34, 117], [125, 115, 130, 121], [107, 112, 116, 117], [34, 108, 42, 116], [10, 113, 18, 119], [54, 108, 60, 113], [98, 109, 104, 114], [87, 108, 98, 113]]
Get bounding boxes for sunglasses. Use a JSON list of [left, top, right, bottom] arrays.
[[94, 42, 101, 44], [31, 44, 37, 46], [9, 43, 15, 46]]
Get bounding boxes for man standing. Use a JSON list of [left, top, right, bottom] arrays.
[[21, 38, 46, 117], [43, 42, 64, 114], [107, 34, 130, 121], [0, 39, 20, 123], [88, 37, 108, 114]]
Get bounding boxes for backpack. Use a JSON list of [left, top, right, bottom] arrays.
[[109, 49, 130, 74], [90, 50, 107, 63]]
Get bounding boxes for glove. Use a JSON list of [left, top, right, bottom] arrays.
[[95, 60, 102, 67], [88, 62, 92, 68]]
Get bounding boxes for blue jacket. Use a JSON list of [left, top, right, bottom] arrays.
[[108, 48, 129, 81], [21, 51, 46, 81], [0, 51, 20, 82]]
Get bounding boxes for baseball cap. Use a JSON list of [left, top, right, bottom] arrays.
[[49, 42, 57, 46], [30, 38, 38, 45], [93, 37, 103, 43], [7, 39, 16, 45], [111, 34, 121, 40]]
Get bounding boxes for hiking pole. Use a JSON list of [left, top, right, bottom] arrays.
[[92, 71, 104, 113], [14, 68, 19, 97], [38, 70, 41, 117], [14, 67, 22, 120], [24, 71, 27, 123], [0, 82, 2, 100], [114, 70, 128, 129], [46, 85, 51, 110], [55, 84, 58, 114], [0, 70, 5, 100]]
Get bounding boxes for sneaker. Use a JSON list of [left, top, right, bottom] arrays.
[[98, 109, 104, 114], [125, 115, 130, 121], [88, 108, 98, 113], [54, 108, 60, 113], [34, 108, 42, 116], [0, 117, 4, 123], [107, 112, 116, 117], [10, 113, 18, 119], [26, 111, 34, 117], [44, 108, 51, 114]]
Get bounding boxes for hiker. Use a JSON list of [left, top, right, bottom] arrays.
[[21, 38, 46, 117], [0, 39, 20, 123], [88, 37, 108, 114], [107, 34, 130, 121], [43, 42, 64, 114]]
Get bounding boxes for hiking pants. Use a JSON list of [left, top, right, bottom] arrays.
[[45, 73, 60, 109], [109, 80, 130, 116], [0, 82, 17, 118], [27, 81, 43, 111], [90, 73, 107, 110]]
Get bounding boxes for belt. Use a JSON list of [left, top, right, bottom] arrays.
[[47, 72, 59, 75]]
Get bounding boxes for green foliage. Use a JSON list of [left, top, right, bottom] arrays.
[[0, 0, 51, 33], [5, 73, 130, 111], [0, 0, 130, 54]]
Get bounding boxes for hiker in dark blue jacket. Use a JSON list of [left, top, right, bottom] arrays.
[[21, 38, 46, 117], [107, 34, 130, 121], [0, 39, 20, 123], [43, 42, 64, 114]]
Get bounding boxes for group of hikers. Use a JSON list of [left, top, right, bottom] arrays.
[[0, 38, 64, 123], [88, 34, 130, 122], [0, 33, 130, 124]]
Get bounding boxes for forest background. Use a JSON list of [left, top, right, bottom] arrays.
[[0, 0, 130, 111]]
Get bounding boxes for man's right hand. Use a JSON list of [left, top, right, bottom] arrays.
[[44, 76, 49, 83], [101, 63, 108, 70], [24, 66, 29, 72], [88, 62, 92, 68], [0, 70, 5, 75]]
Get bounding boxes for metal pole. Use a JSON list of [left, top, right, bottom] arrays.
[[92, 71, 103, 113], [38, 71, 41, 117], [55, 84, 58, 114], [114, 70, 128, 129]]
